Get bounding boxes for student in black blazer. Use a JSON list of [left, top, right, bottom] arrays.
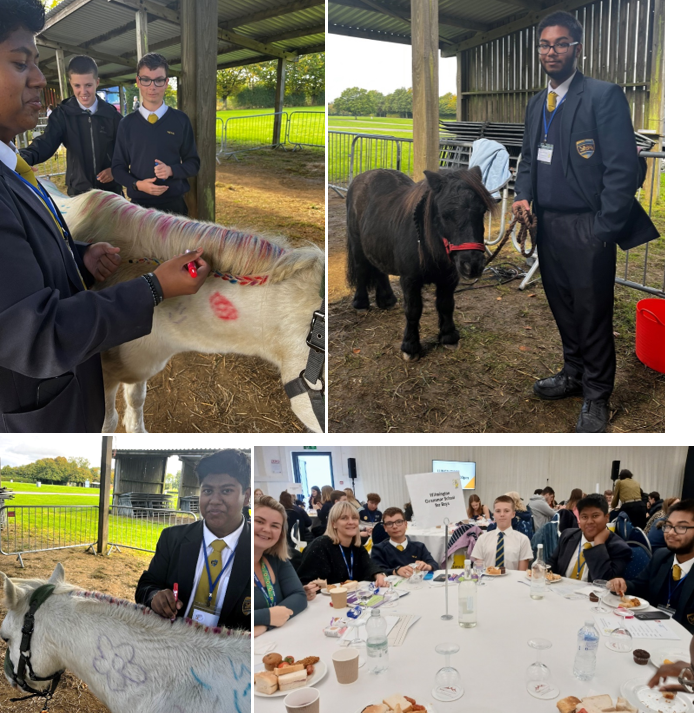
[[608, 501, 694, 635], [0, 0, 210, 432], [136, 449, 252, 631], [512, 11, 658, 433], [548, 493, 631, 581]]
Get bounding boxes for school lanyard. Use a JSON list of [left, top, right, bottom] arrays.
[[573, 539, 590, 579], [203, 538, 237, 607], [339, 545, 354, 580], [253, 562, 276, 607], [667, 572, 689, 607], [543, 94, 567, 142]]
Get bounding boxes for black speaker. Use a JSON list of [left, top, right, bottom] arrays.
[[611, 460, 621, 482], [347, 458, 357, 481]]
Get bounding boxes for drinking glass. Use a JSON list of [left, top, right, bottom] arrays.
[[591, 579, 611, 613], [341, 617, 367, 667], [606, 626, 633, 653], [379, 581, 399, 607], [431, 642, 464, 701], [473, 559, 485, 585], [526, 638, 559, 699]]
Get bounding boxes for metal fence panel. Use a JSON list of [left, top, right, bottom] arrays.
[[220, 111, 287, 159], [16, 129, 67, 180], [285, 111, 325, 148], [108, 507, 198, 554]]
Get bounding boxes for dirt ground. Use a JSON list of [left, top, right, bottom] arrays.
[[0, 549, 153, 713], [55, 148, 325, 433], [328, 194, 665, 433]]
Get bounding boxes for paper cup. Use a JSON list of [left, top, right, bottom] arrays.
[[329, 586, 348, 609], [284, 687, 320, 713], [332, 647, 359, 684]]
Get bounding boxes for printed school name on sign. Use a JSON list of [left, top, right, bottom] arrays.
[[425, 492, 456, 507]]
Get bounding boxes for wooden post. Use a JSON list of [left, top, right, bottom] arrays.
[[646, 0, 664, 142], [97, 436, 113, 555], [135, 8, 148, 59], [272, 57, 287, 146], [411, 0, 440, 177], [118, 84, 126, 115], [180, 0, 217, 221], [55, 48, 68, 100]]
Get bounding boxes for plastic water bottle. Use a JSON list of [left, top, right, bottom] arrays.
[[573, 620, 599, 680], [458, 562, 477, 628], [366, 608, 389, 674], [530, 544, 546, 600]]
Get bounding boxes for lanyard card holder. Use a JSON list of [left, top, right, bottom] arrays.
[[191, 602, 220, 627]]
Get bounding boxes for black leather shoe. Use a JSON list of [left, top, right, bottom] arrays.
[[533, 371, 584, 400], [576, 399, 609, 433]]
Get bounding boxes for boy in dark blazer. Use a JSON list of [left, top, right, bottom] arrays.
[[512, 11, 658, 433], [609, 501, 694, 635], [0, 0, 210, 432], [548, 493, 631, 581], [136, 450, 252, 631]]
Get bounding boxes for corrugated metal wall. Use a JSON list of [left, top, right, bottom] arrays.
[[461, 0, 654, 128]]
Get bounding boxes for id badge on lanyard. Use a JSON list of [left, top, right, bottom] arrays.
[[191, 539, 235, 627], [537, 94, 566, 165]]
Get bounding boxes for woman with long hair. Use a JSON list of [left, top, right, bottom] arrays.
[[343, 487, 362, 510], [279, 490, 312, 545], [320, 485, 333, 504], [467, 494, 490, 520], [297, 501, 388, 586], [309, 486, 322, 509], [564, 488, 584, 523], [505, 491, 534, 539], [253, 495, 317, 638]]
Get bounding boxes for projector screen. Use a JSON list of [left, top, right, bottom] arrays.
[[432, 460, 476, 489]]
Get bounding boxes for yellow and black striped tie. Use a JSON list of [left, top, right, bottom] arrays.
[[495, 532, 505, 568], [572, 543, 593, 580]]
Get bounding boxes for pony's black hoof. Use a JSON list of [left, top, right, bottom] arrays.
[[354, 307, 369, 315], [402, 352, 420, 362], [443, 343, 460, 351], [376, 296, 398, 310], [352, 299, 370, 312]]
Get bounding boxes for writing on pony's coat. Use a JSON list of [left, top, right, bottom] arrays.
[[92, 634, 147, 691], [209, 291, 238, 320], [190, 667, 212, 689], [168, 304, 188, 324]]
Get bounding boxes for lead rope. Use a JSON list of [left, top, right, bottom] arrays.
[[485, 205, 537, 265]]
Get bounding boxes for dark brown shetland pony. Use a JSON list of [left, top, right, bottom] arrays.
[[346, 167, 497, 360]]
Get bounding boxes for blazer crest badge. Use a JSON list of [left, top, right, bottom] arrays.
[[576, 139, 595, 158]]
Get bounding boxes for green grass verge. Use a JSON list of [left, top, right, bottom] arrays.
[[11, 494, 103, 506], [5, 483, 109, 494]]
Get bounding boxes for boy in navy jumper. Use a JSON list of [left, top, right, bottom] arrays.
[[371, 507, 438, 577], [112, 53, 199, 216], [359, 493, 383, 526]]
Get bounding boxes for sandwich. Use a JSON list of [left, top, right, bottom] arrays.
[[577, 694, 613, 712], [278, 668, 308, 692], [382, 694, 414, 712], [362, 706, 388, 713], [556, 696, 581, 713], [254, 671, 278, 695], [274, 663, 305, 676]]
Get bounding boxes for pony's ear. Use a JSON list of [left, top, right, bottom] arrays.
[[468, 165, 483, 180], [423, 170, 443, 193], [1, 572, 17, 609], [48, 563, 65, 585]]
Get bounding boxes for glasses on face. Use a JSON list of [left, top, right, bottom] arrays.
[[138, 76, 167, 87], [662, 524, 694, 535], [384, 519, 405, 528], [537, 41, 579, 55]]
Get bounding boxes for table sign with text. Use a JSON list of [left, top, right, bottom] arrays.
[[405, 471, 465, 529]]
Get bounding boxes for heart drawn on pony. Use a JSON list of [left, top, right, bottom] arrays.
[[92, 634, 147, 691]]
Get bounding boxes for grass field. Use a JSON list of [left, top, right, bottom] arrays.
[[5, 483, 108, 494], [217, 105, 324, 148], [328, 115, 416, 139]]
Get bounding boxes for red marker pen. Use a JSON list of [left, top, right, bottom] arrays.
[[185, 250, 198, 278], [172, 582, 179, 620]]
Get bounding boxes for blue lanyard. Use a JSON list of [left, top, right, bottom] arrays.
[[574, 540, 587, 579], [543, 94, 567, 142], [203, 538, 236, 606], [667, 572, 689, 607], [339, 545, 354, 580], [15, 174, 69, 239]]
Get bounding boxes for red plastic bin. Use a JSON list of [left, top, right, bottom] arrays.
[[635, 298, 665, 374]]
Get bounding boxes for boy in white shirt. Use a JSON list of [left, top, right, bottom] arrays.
[[471, 495, 533, 571]]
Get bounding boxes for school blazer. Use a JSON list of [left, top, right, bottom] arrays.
[[515, 71, 659, 250], [0, 163, 153, 431], [547, 528, 632, 581], [135, 518, 252, 632]]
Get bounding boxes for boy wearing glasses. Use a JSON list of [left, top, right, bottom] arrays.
[[512, 11, 658, 433], [608, 500, 694, 634], [112, 52, 199, 216], [371, 507, 438, 577]]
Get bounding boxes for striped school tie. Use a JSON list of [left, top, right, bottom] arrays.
[[188, 539, 227, 615], [673, 564, 682, 581], [572, 543, 593, 580], [148, 113, 158, 123], [495, 532, 504, 568], [546, 91, 557, 112]]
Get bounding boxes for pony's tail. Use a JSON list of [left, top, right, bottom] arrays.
[[345, 212, 377, 291]]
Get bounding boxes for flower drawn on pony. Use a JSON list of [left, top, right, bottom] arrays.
[[62, 189, 325, 433], [0, 564, 251, 713]]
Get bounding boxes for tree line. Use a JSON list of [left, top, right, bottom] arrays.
[[0, 456, 100, 485], [329, 86, 457, 119]]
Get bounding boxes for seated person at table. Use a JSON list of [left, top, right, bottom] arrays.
[[344, 487, 363, 510], [279, 490, 312, 546], [371, 507, 439, 577], [254, 495, 315, 638], [297, 501, 388, 587], [528, 487, 558, 530], [309, 486, 322, 509], [548, 493, 631, 581], [359, 493, 383, 525], [467, 494, 490, 521], [608, 500, 694, 635], [318, 489, 346, 526], [470, 495, 533, 571], [136, 449, 250, 630], [648, 498, 680, 551]]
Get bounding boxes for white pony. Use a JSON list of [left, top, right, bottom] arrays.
[[65, 190, 324, 433], [0, 564, 250, 713]]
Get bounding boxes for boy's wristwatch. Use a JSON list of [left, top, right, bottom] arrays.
[[132, 180, 139, 191]]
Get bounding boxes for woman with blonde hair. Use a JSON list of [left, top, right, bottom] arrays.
[[343, 487, 362, 510], [320, 485, 333, 503], [505, 491, 534, 539], [505, 492, 525, 513], [297, 501, 388, 587], [563, 488, 584, 523], [254, 495, 316, 638]]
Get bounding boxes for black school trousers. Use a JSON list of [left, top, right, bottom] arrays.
[[131, 194, 189, 216], [536, 209, 616, 401]]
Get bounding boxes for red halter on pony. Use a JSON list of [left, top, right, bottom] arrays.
[[441, 238, 486, 256]]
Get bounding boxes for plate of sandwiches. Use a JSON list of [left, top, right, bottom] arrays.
[[484, 566, 508, 577], [556, 694, 638, 712], [525, 569, 563, 583], [362, 693, 429, 712], [254, 654, 327, 697], [649, 648, 692, 669], [620, 677, 692, 713], [602, 593, 650, 610], [320, 580, 361, 595]]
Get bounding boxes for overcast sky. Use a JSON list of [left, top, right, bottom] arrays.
[[327, 34, 458, 102], [0, 435, 249, 469]]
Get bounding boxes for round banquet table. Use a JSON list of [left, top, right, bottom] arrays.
[[253, 572, 693, 713]]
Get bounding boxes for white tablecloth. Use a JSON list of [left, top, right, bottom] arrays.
[[254, 573, 693, 713]]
